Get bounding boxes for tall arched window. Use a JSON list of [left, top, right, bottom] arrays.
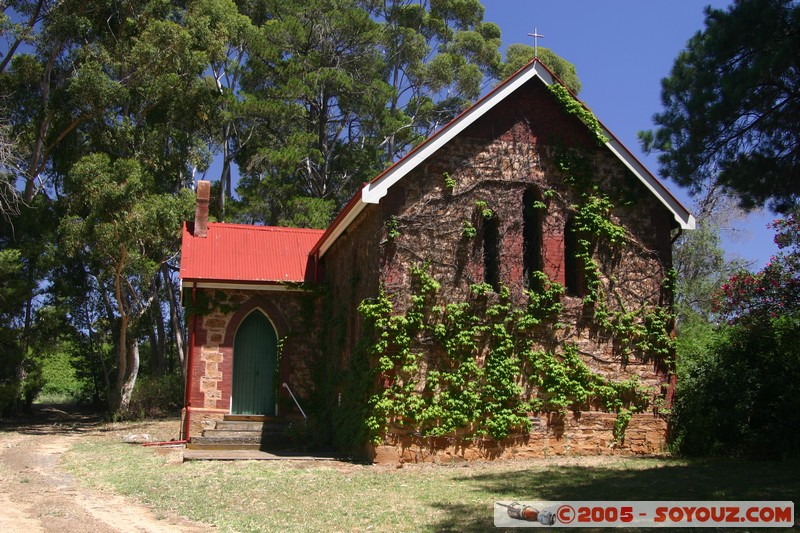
[[564, 217, 584, 297], [483, 214, 500, 291], [522, 187, 544, 289]]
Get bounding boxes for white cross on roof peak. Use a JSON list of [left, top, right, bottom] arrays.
[[527, 27, 544, 57]]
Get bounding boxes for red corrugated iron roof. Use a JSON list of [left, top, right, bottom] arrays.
[[180, 222, 324, 285]]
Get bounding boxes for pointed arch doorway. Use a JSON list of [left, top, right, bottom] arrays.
[[232, 311, 278, 415]]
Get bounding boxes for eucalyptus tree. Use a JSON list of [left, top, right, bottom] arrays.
[[365, 0, 503, 161], [235, 0, 388, 226], [0, 0, 49, 74], [0, 0, 77, 406], [1, 0, 79, 203], [0, 0, 210, 411], [0, 112, 22, 220], [0, 246, 26, 414], [60, 155, 193, 410], [187, 0, 267, 219], [51, 1, 208, 410], [233, 0, 509, 226]]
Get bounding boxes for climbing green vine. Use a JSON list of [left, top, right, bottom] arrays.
[[550, 84, 676, 367], [183, 289, 238, 317], [567, 192, 676, 364], [548, 84, 607, 146], [385, 215, 400, 241], [332, 80, 676, 451], [443, 172, 456, 191], [474, 200, 494, 219], [461, 220, 477, 238], [358, 265, 655, 445]]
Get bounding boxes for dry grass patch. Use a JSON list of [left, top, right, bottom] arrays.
[[61, 418, 800, 532]]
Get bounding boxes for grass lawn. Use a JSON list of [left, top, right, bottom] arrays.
[[61, 418, 799, 532]]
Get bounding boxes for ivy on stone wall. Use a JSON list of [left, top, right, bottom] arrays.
[[547, 84, 608, 146], [549, 82, 677, 367], [385, 216, 401, 241], [443, 172, 456, 192], [183, 289, 238, 317], [357, 265, 655, 445], [325, 80, 676, 453], [570, 195, 676, 365]]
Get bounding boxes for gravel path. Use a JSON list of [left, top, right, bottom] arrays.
[[0, 405, 213, 533]]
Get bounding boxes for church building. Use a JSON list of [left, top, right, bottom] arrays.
[[179, 58, 694, 462]]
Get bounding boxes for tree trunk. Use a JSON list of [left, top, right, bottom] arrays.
[[24, 45, 59, 203], [112, 248, 130, 412], [162, 265, 186, 378], [150, 286, 167, 376], [119, 338, 140, 412], [12, 262, 36, 414], [85, 304, 112, 412], [147, 319, 160, 374], [0, 0, 44, 74], [113, 313, 129, 412], [218, 127, 232, 220]]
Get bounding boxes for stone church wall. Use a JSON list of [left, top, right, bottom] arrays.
[[376, 80, 673, 390], [321, 78, 675, 460], [373, 413, 667, 464]]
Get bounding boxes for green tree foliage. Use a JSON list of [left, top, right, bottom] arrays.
[[0, 110, 22, 220], [187, 0, 264, 219], [640, 0, 800, 213], [500, 44, 581, 95], [234, 0, 517, 226], [648, 0, 800, 456], [671, 188, 748, 331], [367, 0, 503, 159], [234, 0, 387, 225], [60, 154, 193, 410], [0, 0, 208, 414], [672, 208, 800, 458], [0, 248, 26, 414], [37, 340, 81, 402], [672, 311, 800, 459], [0, 196, 62, 413], [671, 210, 739, 381]]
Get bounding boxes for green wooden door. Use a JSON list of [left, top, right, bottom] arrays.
[[232, 312, 277, 415]]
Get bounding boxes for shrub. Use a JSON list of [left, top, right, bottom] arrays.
[[122, 373, 184, 419], [37, 346, 82, 403], [671, 311, 800, 459]]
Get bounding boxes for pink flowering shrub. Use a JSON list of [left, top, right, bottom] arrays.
[[715, 210, 800, 321]]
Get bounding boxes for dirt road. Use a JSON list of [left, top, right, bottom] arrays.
[[0, 405, 213, 533]]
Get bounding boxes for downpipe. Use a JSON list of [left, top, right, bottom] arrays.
[[181, 282, 197, 441]]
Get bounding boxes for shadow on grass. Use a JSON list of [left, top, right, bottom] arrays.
[[1, 403, 187, 439], [430, 457, 800, 532], [0, 403, 104, 436]]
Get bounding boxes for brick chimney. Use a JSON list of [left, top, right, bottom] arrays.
[[194, 180, 210, 238]]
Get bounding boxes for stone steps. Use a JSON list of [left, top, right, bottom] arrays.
[[188, 415, 293, 451], [186, 438, 263, 451]]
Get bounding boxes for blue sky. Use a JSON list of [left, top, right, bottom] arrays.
[[480, 1, 778, 269]]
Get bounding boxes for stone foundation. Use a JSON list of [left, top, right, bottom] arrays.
[[372, 412, 667, 464], [181, 407, 227, 439]]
